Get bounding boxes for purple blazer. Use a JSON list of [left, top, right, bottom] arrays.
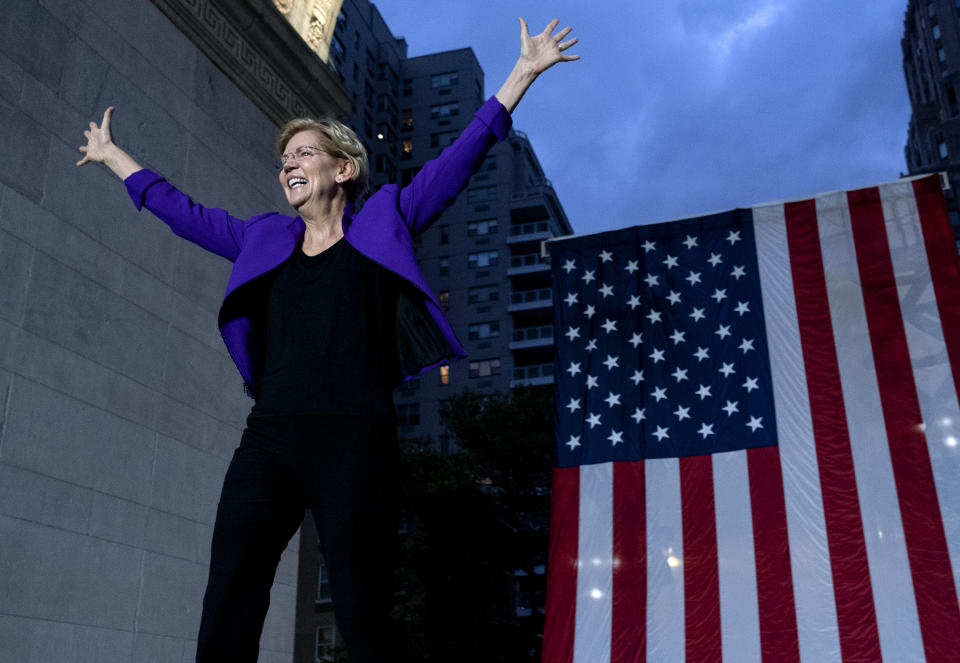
[[125, 96, 512, 397]]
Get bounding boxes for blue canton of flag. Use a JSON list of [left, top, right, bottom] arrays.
[[552, 211, 777, 466]]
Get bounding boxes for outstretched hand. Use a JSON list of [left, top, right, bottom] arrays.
[[76, 106, 116, 167], [518, 18, 579, 76]]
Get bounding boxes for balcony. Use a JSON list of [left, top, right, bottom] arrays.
[[511, 363, 554, 387], [508, 287, 552, 312], [510, 325, 554, 350], [507, 220, 552, 245], [508, 252, 549, 276]]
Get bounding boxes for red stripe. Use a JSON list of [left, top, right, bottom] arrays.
[[848, 186, 960, 660], [612, 461, 646, 663], [913, 175, 960, 407], [542, 467, 580, 663], [680, 454, 721, 663], [783, 198, 882, 659], [747, 446, 800, 662]]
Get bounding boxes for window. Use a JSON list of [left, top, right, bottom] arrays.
[[397, 403, 420, 426], [431, 71, 459, 88], [366, 49, 376, 76], [440, 364, 450, 385], [439, 225, 449, 244], [939, 47, 947, 63], [431, 102, 460, 118], [439, 256, 449, 276], [934, 24, 942, 39], [376, 94, 398, 115], [331, 35, 345, 61], [468, 219, 498, 236], [468, 250, 499, 268], [402, 78, 412, 96], [401, 108, 413, 130], [316, 626, 336, 663], [940, 140, 949, 158], [468, 321, 500, 340], [377, 62, 395, 81], [402, 140, 413, 157], [468, 284, 499, 304], [439, 290, 450, 311], [467, 186, 496, 204], [316, 564, 331, 603], [430, 130, 459, 148], [469, 358, 501, 378]]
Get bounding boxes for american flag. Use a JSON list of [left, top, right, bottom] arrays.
[[543, 174, 960, 662]]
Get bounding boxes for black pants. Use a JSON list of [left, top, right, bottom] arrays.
[[195, 413, 405, 663]]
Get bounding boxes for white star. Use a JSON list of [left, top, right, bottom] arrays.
[[651, 386, 668, 402], [586, 413, 602, 428], [739, 338, 755, 353], [598, 283, 614, 298], [727, 230, 741, 245], [695, 384, 712, 400], [666, 290, 682, 305], [629, 332, 643, 348], [605, 392, 622, 408], [642, 240, 656, 253], [566, 398, 581, 413], [584, 304, 596, 319], [670, 330, 686, 345], [718, 362, 736, 377], [734, 301, 750, 316], [562, 259, 576, 274], [743, 377, 759, 392], [603, 354, 620, 370], [608, 429, 624, 445], [586, 375, 599, 389], [564, 292, 578, 306], [689, 307, 706, 322], [686, 271, 702, 286], [566, 435, 581, 450], [722, 400, 739, 416], [630, 370, 644, 385], [731, 265, 746, 279], [716, 324, 731, 339], [694, 346, 710, 361], [644, 273, 659, 288], [698, 423, 715, 438], [585, 339, 598, 351], [672, 367, 688, 382], [565, 326, 581, 342], [625, 259, 639, 274], [599, 250, 613, 263], [653, 425, 670, 441], [631, 407, 646, 423], [674, 405, 691, 421], [566, 362, 582, 377], [581, 269, 595, 283], [683, 235, 698, 249], [627, 294, 642, 310], [707, 252, 723, 267], [663, 254, 679, 269], [646, 309, 662, 324], [747, 416, 764, 432], [602, 318, 618, 333], [711, 288, 727, 302], [649, 348, 666, 363]]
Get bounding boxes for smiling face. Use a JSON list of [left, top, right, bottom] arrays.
[[278, 129, 348, 210]]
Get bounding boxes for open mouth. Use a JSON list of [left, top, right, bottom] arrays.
[[288, 177, 308, 189]]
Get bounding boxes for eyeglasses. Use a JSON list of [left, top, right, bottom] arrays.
[[277, 145, 324, 169]]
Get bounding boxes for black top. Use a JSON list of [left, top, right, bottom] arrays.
[[250, 238, 400, 417]]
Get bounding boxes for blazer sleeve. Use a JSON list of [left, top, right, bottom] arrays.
[[397, 96, 512, 237], [124, 169, 248, 262]]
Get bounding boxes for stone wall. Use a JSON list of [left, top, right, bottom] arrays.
[[0, 0, 335, 660]]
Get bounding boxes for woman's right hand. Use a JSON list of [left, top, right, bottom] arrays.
[[76, 106, 117, 167]]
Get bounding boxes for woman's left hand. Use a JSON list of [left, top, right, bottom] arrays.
[[517, 18, 579, 76]]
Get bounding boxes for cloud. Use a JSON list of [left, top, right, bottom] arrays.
[[678, 1, 790, 73]]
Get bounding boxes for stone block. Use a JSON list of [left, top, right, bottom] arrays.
[[136, 551, 207, 639], [152, 434, 228, 523], [2, 376, 155, 504], [58, 35, 115, 118], [22, 251, 168, 385], [0, 463, 92, 534], [88, 491, 149, 548], [143, 507, 212, 564], [0, 0, 71, 92], [71, 624, 135, 663], [19, 70, 87, 148], [38, 0, 85, 32], [275, 528, 301, 587], [0, 613, 75, 663], [171, 237, 232, 315], [0, 48, 23, 106], [261, 581, 297, 654], [0, 96, 50, 204], [132, 631, 191, 663], [0, 228, 33, 326], [162, 325, 242, 422], [0, 515, 141, 630]]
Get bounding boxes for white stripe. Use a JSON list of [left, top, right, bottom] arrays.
[[575, 462, 613, 663], [816, 191, 925, 661], [713, 449, 761, 661], [752, 202, 842, 662], [645, 457, 684, 662], [879, 180, 960, 609]]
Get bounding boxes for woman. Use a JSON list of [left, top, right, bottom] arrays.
[[77, 17, 577, 663]]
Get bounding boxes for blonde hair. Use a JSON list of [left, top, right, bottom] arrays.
[[278, 117, 369, 201]]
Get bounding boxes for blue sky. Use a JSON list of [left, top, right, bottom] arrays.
[[373, 0, 912, 236]]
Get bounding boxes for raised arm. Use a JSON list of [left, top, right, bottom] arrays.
[[76, 107, 143, 179], [495, 18, 580, 113]]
